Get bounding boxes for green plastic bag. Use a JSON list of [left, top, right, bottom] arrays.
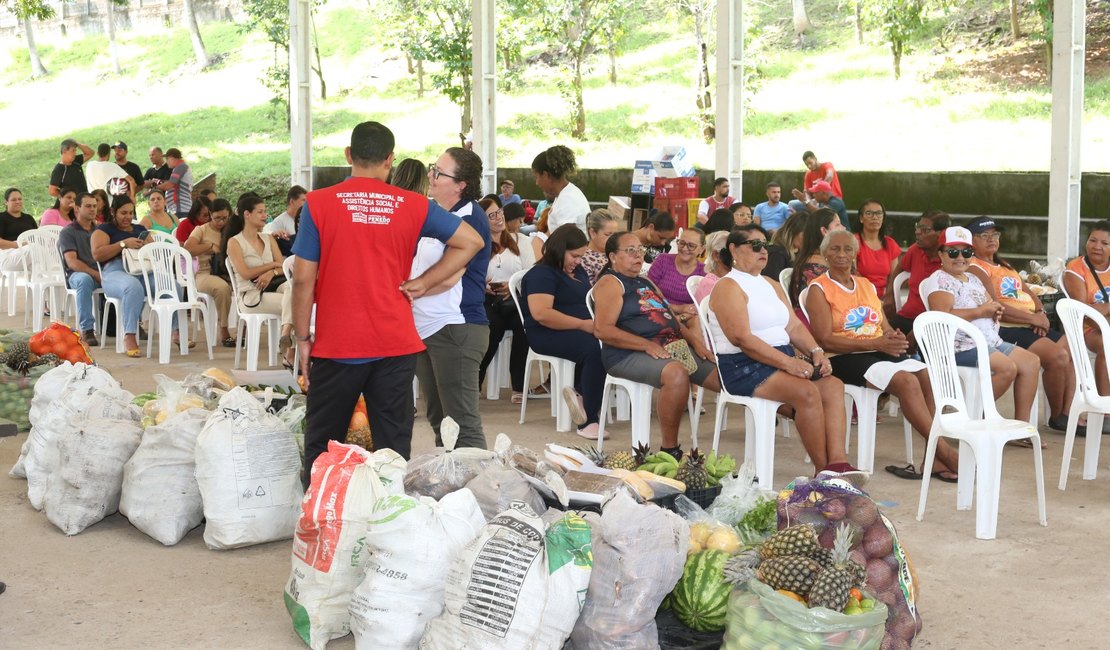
[[722, 579, 887, 650]]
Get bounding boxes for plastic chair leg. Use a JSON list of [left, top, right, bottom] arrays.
[[630, 384, 653, 449], [519, 359, 533, 424], [1084, 412, 1105, 481], [690, 387, 704, 449], [1058, 404, 1085, 490], [956, 440, 976, 511], [754, 406, 777, 491], [974, 441, 1004, 540], [916, 428, 942, 522], [903, 418, 914, 466], [1031, 434, 1048, 528], [597, 379, 614, 453], [712, 401, 728, 456], [854, 395, 878, 474]]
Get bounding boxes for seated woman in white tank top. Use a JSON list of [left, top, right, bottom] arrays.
[[706, 225, 862, 480]]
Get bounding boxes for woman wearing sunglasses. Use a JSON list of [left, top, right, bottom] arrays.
[[926, 227, 1042, 428], [883, 210, 950, 335], [805, 229, 960, 482], [966, 216, 1073, 433], [708, 225, 861, 479], [593, 231, 721, 458], [647, 227, 706, 325]]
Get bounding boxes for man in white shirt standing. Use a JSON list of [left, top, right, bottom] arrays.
[[85, 143, 135, 198]]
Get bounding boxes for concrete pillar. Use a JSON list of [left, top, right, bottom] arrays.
[[289, 0, 313, 189], [715, 0, 744, 200], [1046, 0, 1085, 262], [472, 0, 497, 196]]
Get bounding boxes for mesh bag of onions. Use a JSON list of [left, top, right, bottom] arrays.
[[777, 477, 922, 649]]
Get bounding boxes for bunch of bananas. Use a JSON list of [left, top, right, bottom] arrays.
[[637, 451, 680, 478], [705, 451, 737, 487]]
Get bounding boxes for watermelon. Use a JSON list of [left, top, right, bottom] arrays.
[[671, 549, 731, 632]]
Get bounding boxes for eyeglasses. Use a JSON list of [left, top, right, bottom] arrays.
[[487, 209, 504, 220], [974, 232, 1001, 241], [739, 240, 769, 252], [914, 223, 935, 233], [944, 248, 974, 259], [861, 210, 884, 217], [617, 245, 647, 257], [676, 240, 701, 250], [430, 165, 459, 181]]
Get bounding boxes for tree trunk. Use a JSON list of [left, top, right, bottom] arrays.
[[792, 0, 811, 41], [182, 0, 210, 68], [1010, 0, 1021, 39], [608, 46, 617, 84], [106, 1, 122, 75], [693, 4, 713, 142], [461, 76, 472, 136], [572, 57, 586, 139], [855, 1, 864, 45], [406, 53, 414, 74], [22, 17, 47, 78], [310, 9, 326, 100], [416, 59, 425, 97], [892, 42, 902, 80]]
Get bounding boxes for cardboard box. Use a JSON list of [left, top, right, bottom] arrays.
[[630, 146, 696, 194], [630, 208, 649, 231], [607, 196, 631, 220]]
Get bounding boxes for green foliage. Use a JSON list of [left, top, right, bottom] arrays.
[[860, 0, 931, 79], [976, 95, 1051, 121], [745, 108, 833, 137], [2, 0, 54, 20]]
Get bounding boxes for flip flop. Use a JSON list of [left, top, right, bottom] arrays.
[[222, 337, 237, 348], [884, 464, 959, 484]]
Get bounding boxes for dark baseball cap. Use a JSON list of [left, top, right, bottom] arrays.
[[965, 216, 1004, 234], [112, 141, 128, 150]]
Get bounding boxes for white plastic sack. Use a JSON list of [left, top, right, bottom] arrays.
[[10, 362, 84, 479], [195, 387, 303, 550], [24, 365, 134, 510], [284, 441, 407, 649], [349, 489, 486, 649], [119, 408, 210, 545], [420, 503, 593, 650], [465, 467, 546, 521], [403, 417, 502, 500], [42, 417, 144, 535], [567, 494, 690, 649]]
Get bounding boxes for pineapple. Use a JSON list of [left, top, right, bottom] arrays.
[[345, 427, 374, 452], [602, 449, 637, 471], [756, 555, 824, 597], [759, 524, 821, 560], [2, 341, 33, 375], [633, 442, 651, 466], [574, 445, 605, 467], [32, 353, 60, 368], [807, 523, 865, 611], [722, 550, 761, 586], [675, 448, 708, 490]]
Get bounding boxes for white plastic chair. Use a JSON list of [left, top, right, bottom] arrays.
[[93, 261, 125, 353], [586, 288, 698, 452], [147, 231, 178, 245], [778, 267, 792, 291], [21, 230, 66, 332], [920, 274, 985, 420], [54, 243, 105, 333], [1055, 299, 1110, 490], [697, 295, 788, 491], [913, 311, 1047, 540], [508, 269, 575, 432], [0, 232, 32, 316], [485, 334, 513, 400], [891, 270, 911, 311], [137, 242, 214, 364], [226, 257, 280, 372]]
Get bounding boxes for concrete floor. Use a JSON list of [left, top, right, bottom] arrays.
[[0, 302, 1107, 648]]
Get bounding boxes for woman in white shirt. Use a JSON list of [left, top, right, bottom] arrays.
[[532, 145, 590, 232], [478, 197, 533, 403]]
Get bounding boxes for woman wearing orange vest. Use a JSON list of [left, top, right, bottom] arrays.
[[805, 229, 960, 482], [966, 216, 1073, 433], [1063, 220, 1110, 406]]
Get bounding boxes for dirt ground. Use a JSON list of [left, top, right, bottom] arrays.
[[1, 304, 1108, 649]]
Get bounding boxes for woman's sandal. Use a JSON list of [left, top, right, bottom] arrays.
[[222, 337, 237, 348], [884, 463, 959, 484], [125, 348, 142, 358]]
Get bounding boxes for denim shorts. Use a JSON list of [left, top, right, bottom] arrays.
[[953, 341, 1015, 367], [717, 344, 794, 397]]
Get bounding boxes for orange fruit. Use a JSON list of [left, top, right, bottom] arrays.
[[776, 589, 806, 603]]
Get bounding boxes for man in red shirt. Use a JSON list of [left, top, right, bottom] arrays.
[[883, 210, 952, 335], [292, 121, 483, 480]]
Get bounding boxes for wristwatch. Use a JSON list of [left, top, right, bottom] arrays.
[[119, 241, 126, 249]]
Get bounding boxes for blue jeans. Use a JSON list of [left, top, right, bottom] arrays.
[[67, 272, 100, 332], [101, 265, 147, 335]]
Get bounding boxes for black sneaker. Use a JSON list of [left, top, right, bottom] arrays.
[[81, 330, 99, 347]]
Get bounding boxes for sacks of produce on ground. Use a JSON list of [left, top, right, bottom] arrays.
[[195, 387, 303, 550], [349, 489, 486, 649], [403, 417, 502, 500], [420, 503, 593, 650], [284, 441, 407, 650], [43, 414, 144, 535], [777, 476, 922, 648], [722, 578, 888, 650], [464, 467, 546, 521], [275, 393, 307, 461], [567, 493, 689, 649], [22, 365, 133, 509], [119, 408, 211, 545], [673, 494, 745, 556], [135, 374, 214, 428], [10, 360, 83, 479]]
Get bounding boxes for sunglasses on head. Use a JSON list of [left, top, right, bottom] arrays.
[[945, 247, 974, 259], [739, 240, 768, 252]]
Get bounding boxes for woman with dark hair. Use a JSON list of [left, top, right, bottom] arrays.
[[503, 202, 532, 267], [788, 208, 845, 313], [883, 209, 952, 335], [580, 208, 620, 284], [968, 216, 1073, 432], [520, 224, 605, 439], [707, 225, 860, 478], [391, 158, 429, 195], [1064, 219, 1110, 399], [701, 208, 736, 236], [414, 147, 493, 450], [90, 189, 112, 224], [594, 231, 721, 457], [226, 193, 293, 363], [184, 197, 234, 346], [532, 145, 589, 231], [175, 196, 211, 245], [40, 187, 77, 226], [90, 195, 153, 357], [853, 198, 901, 297], [140, 188, 179, 234], [0, 187, 36, 271], [478, 196, 532, 403], [633, 210, 678, 264]]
